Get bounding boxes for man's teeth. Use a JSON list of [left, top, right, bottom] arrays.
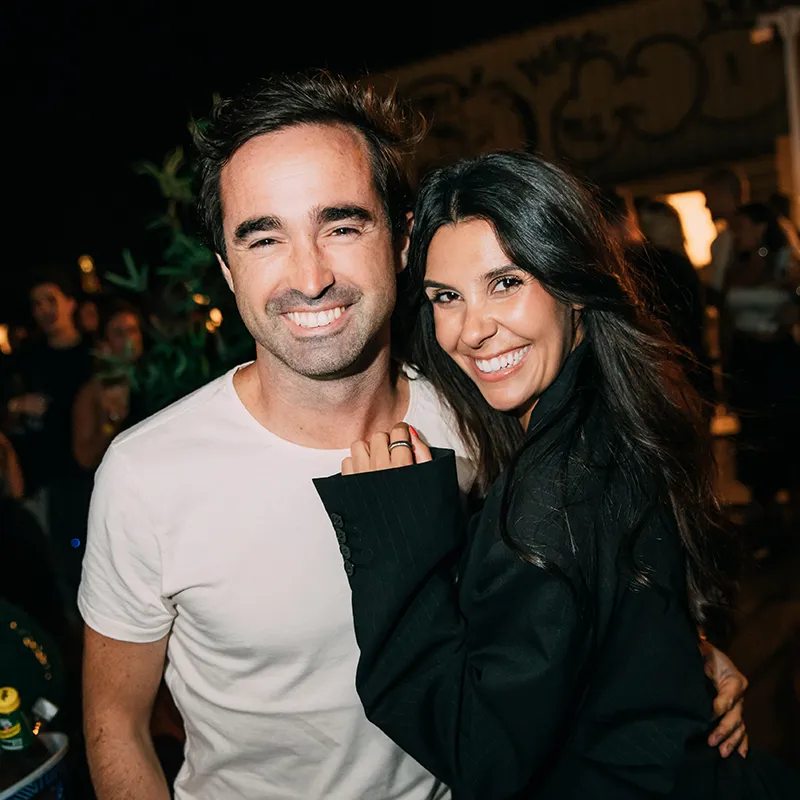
[[286, 307, 345, 329], [475, 346, 530, 374]]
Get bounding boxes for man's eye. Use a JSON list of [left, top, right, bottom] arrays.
[[249, 238, 277, 249], [331, 227, 359, 237]]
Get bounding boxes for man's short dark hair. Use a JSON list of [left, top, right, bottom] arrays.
[[29, 267, 76, 300], [194, 72, 426, 262], [702, 168, 744, 203]]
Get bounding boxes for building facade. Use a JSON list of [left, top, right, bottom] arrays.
[[381, 0, 794, 217]]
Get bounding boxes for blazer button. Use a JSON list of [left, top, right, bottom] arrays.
[[336, 529, 347, 544], [339, 545, 351, 560], [330, 513, 344, 529], [343, 560, 355, 577]]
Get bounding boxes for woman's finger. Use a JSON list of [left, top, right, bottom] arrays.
[[388, 424, 414, 468], [370, 431, 392, 471], [351, 440, 371, 473], [409, 425, 433, 463], [341, 457, 353, 476]]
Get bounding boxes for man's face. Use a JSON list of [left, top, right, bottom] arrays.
[[30, 283, 77, 337], [218, 123, 402, 378]]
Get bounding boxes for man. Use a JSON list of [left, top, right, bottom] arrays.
[[702, 168, 747, 300], [6, 269, 93, 604], [80, 75, 747, 800]]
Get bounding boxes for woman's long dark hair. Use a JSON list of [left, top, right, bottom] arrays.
[[401, 152, 733, 625]]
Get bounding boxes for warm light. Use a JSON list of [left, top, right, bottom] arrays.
[[78, 254, 95, 274], [665, 191, 718, 267], [0, 325, 10, 356], [205, 320, 216, 333], [209, 308, 223, 326], [751, 26, 774, 45], [193, 293, 211, 306]]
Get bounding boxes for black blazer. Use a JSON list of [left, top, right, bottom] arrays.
[[314, 345, 799, 799]]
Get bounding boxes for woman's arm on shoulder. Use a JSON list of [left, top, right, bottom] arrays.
[[314, 451, 590, 799]]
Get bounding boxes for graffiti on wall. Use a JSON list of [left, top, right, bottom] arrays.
[[403, 1, 785, 175]]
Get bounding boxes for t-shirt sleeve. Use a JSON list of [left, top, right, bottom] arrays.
[[78, 445, 175, 643]]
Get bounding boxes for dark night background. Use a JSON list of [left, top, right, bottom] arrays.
[[3, 0, 618, 319]]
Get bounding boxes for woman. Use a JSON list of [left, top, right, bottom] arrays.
[[313, 154, 799, 798], [725, 204, 800, 527]]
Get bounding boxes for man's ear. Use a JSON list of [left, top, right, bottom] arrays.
[[217, 254, 234, 292], [397, 211, 414, 274]]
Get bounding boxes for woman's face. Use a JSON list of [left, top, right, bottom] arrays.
[[732, 213, 767, 254], [424, 218, 580, 427]]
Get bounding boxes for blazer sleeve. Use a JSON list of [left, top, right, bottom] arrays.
[[313, 450, 590, 799]]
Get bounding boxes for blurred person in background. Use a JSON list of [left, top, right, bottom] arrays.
[[725, 203, 800, 530], [77, 295, 101, 341], [598, 189, 712, 404], [703, 169, 747, 304], [73, 298, 146, 471], [5, 268, 93, 613], [638, 198, 691, 260], [0, 430, 24, 499], [768, 192, 800, 261]]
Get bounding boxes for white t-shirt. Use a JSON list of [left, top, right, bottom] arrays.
[[78, 366, 471, 800], [709, 226, 735, 292]]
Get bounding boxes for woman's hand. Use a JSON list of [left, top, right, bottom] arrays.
[[342, 423, 432, 475]]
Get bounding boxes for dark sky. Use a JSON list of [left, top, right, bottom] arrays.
[[4, 0, 613, 318]]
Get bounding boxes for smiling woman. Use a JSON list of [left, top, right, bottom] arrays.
[[312, 151, 800, 798]]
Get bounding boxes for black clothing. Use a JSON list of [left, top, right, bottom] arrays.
[[8, 338, 93, 491], [315, 344, 799, 798]]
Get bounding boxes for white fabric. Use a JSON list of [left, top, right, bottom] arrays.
[[79, 366, 471, 800], [726, 247, 795, 336], [709, 226, 735, 292]]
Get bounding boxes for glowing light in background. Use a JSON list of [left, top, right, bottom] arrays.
[[193, 293, 211, 306], [0, 325, 10, 355], [665, 191, 719, 267], [209, 308, 223, 326], [78, 254, 95, 274]]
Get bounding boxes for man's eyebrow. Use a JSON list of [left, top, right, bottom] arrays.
[[233, 215, 284, 242], [315, 205, 375, 225]]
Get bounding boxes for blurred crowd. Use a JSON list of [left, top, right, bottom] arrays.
[[0, 170, 798, 795]]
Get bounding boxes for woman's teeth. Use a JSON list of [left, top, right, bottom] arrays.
[[286, 307, 345, 329], [475, 346, 530, 374]]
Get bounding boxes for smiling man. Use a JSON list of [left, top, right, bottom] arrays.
[[77, 74, 469, 800]]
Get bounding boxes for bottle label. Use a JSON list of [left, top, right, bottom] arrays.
[[0, 714, 33, 750]]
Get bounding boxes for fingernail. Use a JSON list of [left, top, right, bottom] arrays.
[[409, 426, 418, 438], [709, 735, 719, 746]]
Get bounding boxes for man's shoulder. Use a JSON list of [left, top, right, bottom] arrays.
[[109, 369, 237, 461]]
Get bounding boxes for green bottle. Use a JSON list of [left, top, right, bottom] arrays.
[[0, 686, 50, 790]]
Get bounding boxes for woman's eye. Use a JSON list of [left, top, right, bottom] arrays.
[[431, 291, 460, 305], [493, 276, 523, 293]]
